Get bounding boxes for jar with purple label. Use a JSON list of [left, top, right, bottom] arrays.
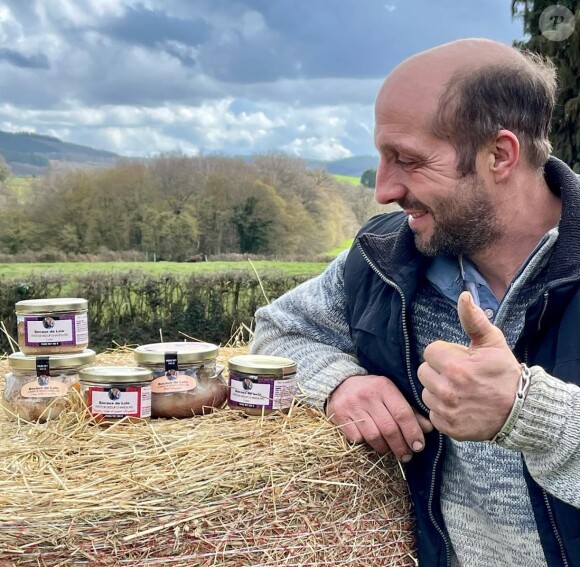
[[15, 298, 89, 355], [227, 355, 297, 415]]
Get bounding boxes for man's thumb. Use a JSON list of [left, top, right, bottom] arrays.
[[457, 291, 503, 348]]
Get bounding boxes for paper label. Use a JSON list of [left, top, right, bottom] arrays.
[[151, 372, 197, 393], [21, 378, 69, 398], [87, 386, 151, 418], [228, 373, 296, 410], [75, 312, 89, 343], [20, 312, 88, 347]]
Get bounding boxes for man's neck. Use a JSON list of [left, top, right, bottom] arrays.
[[471, 180, 561, 301]]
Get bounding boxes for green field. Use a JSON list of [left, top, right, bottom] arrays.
[[0, 260, 330, 279], [332, 174, 361, 185], [5, 176, 34, 202], [327, 238, 354, 257]]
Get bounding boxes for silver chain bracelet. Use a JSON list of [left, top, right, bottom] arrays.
[[489, 363, 532, 444]]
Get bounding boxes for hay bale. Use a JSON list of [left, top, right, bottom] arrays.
[[0, 348, 416, 566]]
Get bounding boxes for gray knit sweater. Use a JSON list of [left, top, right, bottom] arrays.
[[251, 244, 580, 565]]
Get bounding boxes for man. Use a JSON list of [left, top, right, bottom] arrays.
[[251, 39, 580, 566]]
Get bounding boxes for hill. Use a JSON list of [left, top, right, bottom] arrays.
[[316, 155, 378, 177], [239, 154, 378, 178], [0, 130, 119, 176], [0, 128, 377, 178]]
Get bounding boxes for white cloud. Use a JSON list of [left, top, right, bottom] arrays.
[[0, 0, 524, 161], [282, 137, 352, 161], [0, 5, 21, 42], [240, 10, 267, 38], [37, 0, 123, 27], [0, 95, 376, 158]]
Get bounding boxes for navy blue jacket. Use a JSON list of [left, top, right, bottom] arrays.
[[343, 157, 580, 566]]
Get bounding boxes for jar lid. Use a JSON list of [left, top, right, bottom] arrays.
[[228, 355, 297, 376], [133, 341, 219, 364], [15, 298, 88, 313], [8, 349, 97, 370], [79, 366, 153, 384]]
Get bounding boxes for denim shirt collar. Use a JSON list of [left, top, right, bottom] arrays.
[[425, 228, 559, 319], [426, 254, 499, 313]]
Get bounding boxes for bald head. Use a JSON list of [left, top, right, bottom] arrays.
[[376, 38, 557, 174], [378, 39, 529, 119], [400, 38, 522, 70]]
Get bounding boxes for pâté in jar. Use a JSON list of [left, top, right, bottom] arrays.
[[15, 298, 89, 355], [79, 366, 153, 423], [2, 349, 96, 422], [227, 355, 297, 415], [134, 341, 227, 418]]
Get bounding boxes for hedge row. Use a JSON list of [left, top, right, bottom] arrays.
[[0, 271, 314, 354]]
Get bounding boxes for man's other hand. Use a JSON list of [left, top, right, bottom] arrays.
[[326, 374, 433, 461]]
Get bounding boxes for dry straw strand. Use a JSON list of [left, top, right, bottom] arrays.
[[0, 320, 18, 353], [0, 348, 416, 566]]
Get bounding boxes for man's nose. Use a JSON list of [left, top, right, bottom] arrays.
[[375, 159, 407, 205]]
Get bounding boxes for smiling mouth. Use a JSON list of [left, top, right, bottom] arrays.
[[406, 210, 429, 219]]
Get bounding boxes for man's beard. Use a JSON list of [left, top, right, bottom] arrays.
[[402, 174, 503, 257]]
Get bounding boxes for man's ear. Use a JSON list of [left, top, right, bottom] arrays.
[[486, 129, 520, 183]]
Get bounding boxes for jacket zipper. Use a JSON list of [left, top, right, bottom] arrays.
[[537, 291, 549, 333], [357, 242, 451, 566], [542, 491, 569, 567], [356, 243, 425, 410], [530, 290, 569, 567]]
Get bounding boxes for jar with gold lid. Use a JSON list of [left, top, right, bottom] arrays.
[[79, 366, 153, 423], [15, 298, 89, 355], [227, 355, 297, 415], [134, 342, 227, 418], [2, 349, 96, 422]]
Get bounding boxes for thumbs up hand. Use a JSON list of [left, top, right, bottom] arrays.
[[418, 291, 522, 441]]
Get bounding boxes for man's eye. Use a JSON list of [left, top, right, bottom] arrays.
[[395, 158, 415, 167]]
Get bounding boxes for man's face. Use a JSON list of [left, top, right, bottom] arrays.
[[373, 69, 503, 258], [399, 171, 502, 257]]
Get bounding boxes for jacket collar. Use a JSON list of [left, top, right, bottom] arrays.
[[544, 156, 580, 283], [357, 212, 427, 295]]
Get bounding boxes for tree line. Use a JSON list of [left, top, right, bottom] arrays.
[[0, 153, 384, 261], [512, 0, 580, 172]]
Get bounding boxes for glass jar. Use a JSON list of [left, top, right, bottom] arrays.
[[227, 355, 297, 416], [15, 298, 89, 355], [2, 349, 96, 422], [133, 341, 227, 418], [79, 366, 153, 423]]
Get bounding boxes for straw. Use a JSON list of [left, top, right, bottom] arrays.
[[0, 348, 416, 566]]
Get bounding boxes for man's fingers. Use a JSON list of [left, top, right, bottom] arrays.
[[413, 407, 434, 434], [367, 407, 414, 459], [331, 407, 411, 458], [331, 413, 391, 455], [326, 374, 429, 460], [331, 417, 364, 445], [423, 341, 469, 374], [457, 290, 506, 348], [381, 397, 426, 457], [355, 411, 392, 455]]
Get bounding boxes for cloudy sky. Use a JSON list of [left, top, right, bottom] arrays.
[[0, 0, 526, 161]]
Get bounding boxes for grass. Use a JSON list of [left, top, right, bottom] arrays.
[[5, 176, 35, 202], [332, 174, 361, 185], [327, 238, 354, 257], [0, 260, 330, 279]]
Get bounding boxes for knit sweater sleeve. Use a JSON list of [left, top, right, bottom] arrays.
[[497, 366, 580, 508], [250, 249, 367, 409]]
